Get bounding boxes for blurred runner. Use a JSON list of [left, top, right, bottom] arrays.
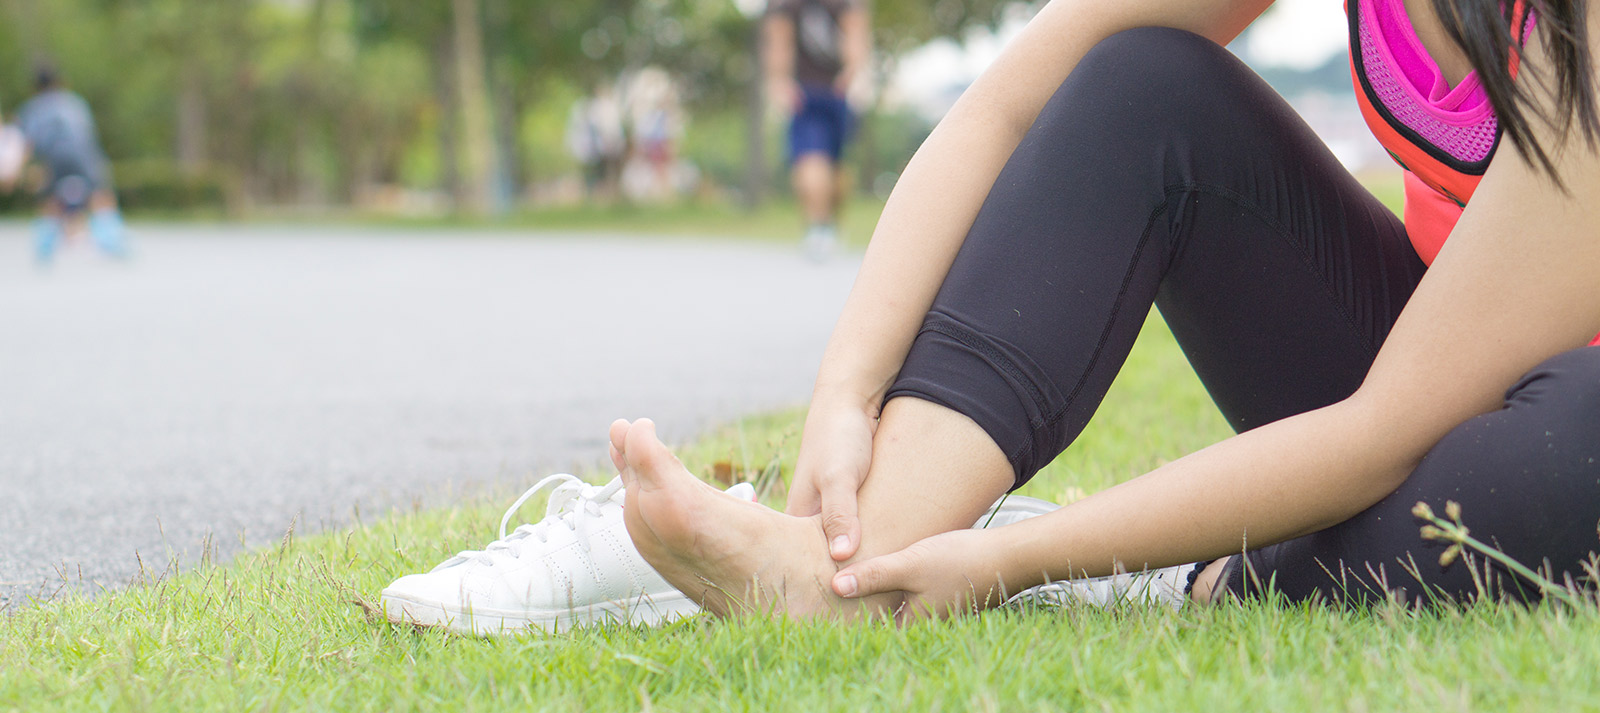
[[764, 0, 870, 260], [9, 65, 129, 265]]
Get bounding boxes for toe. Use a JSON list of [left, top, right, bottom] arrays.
[[609, 443, 626, 474], [620, 472, 653, 544], [609, 419, 632, 475], [609, 419, 631, 455], [623, 419, 694, 489]]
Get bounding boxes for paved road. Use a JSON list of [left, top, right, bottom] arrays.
[[0, 223, 860, 608]]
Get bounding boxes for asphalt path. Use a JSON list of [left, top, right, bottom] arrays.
[[0, 222, 860, 608]]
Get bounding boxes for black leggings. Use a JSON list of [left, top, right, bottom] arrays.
[[887, 27, 1600, 605]]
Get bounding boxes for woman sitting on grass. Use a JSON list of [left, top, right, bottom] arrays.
[[609, 0, 1600, 619], [385, 0, 1600, 630]]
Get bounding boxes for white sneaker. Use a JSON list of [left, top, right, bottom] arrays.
[[382, 476, 1064, 635], [977, 494, 1198, 610], [974, 492, 1060, 528], [802, 224, 838, 262], [382, 473, 753, 635]]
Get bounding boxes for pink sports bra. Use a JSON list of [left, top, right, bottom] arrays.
[[1348, 0, 1531, 265]]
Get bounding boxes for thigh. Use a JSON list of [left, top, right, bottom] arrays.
[[1229, 347, 1600, 605], [888, 27, 1425, 483]]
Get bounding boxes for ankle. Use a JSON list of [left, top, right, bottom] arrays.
[[1188, 558, 1231, 604]]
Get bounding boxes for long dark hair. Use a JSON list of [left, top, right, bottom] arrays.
[[1432, 0, 1597, 181]]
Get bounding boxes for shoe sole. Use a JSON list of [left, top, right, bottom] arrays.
[[379, 589, 701, 636]]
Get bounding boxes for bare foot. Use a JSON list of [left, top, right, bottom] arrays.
[[611, 418, 872, 618]]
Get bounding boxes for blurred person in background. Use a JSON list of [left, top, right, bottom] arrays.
[[567, 82, 627, 204], [6, 65, 129, 265], [622, 67, 689, 203], [764, 0, 870, 260]]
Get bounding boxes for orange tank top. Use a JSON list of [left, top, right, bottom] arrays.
[[1348, 1, 1599, 346]]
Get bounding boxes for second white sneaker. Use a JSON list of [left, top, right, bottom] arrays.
[[1005, 564, 1198, 611]]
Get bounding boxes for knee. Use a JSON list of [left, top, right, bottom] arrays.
[[1076, 27, 1236, 98], [1464, 346, 1600, 474], [1085, 26, 1221, 62], [1042, 27, 1250, 137], [1505, 347, 1600, 421]]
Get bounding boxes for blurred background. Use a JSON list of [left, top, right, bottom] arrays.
[[0, 0, 1395, 228]]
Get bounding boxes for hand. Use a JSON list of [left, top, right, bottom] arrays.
[[785, 398, 876, 560], [832, 70, 855, 99], [767, 78, 802, 117], [830, 528, 1018, 622]]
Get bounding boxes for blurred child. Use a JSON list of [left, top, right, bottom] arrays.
[[8, 65, 129, 264]]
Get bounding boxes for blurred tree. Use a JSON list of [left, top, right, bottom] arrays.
[[451, 0, 493, 216], [873, 0, 1013, 56], [349, 0, 465, 208]]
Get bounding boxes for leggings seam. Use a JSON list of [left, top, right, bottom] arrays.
[[1165, 181, 1382, 360], [1038, 197, 1170, 433]]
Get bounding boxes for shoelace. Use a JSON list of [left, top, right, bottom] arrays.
[[435, 473, 625, 570]]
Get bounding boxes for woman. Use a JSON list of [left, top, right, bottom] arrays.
[[605, 0, 1600, 620]]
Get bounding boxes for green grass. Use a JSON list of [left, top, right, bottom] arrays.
[[504, 198, 886, 247], [250, 196, 889, 250], [2, 195, 887, 248], [5, 314, 1598, 712], [1360, 170, 1405, 214]]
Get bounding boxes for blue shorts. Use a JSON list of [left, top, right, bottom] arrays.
[[40, 154, 109, 214], [788, 84, 853, 164]]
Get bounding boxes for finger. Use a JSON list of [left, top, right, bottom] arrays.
[[783, 460, 822, 516], [819, 480, 862, 561], [832, 549, 914, 599], [783, 485, 821, 517]]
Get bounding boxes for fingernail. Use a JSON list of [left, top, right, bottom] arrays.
[[835, 573, 858, 597], [830, 535, 849, 557]]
